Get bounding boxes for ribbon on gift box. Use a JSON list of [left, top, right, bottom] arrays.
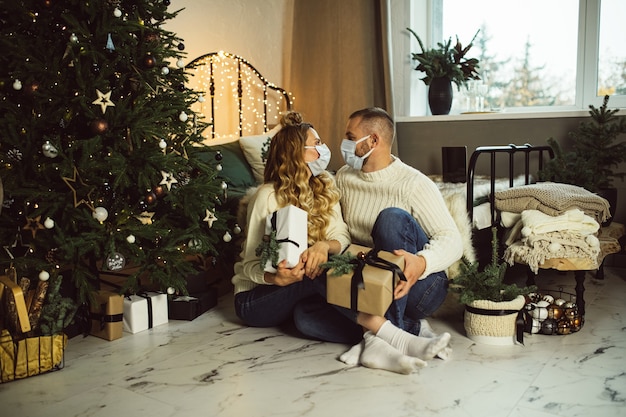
[[349, 249, 407, 312], [271, 211, 301, 249], [90, 303, 123, 331], [137, 292, 154, 329]]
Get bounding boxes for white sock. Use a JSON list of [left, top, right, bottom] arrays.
[[339, 341, 363, 366], [418, 319, 453, 361], [377, 320, 451, 360], [360, 332, 426, 375]]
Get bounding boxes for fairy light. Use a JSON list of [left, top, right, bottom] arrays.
[[186, 51, 294, 141]]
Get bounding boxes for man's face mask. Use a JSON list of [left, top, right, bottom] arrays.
[[304, 144, 331, 176], [340, 135, 373, 170]]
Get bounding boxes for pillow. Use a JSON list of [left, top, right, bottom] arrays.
[[239, 134, 272, 183], [208, 141, 256, 190]]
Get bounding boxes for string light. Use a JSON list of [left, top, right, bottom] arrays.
[[186, 51, 294, 141]]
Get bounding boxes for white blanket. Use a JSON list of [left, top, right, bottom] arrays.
[[520, 209, 599, 237]]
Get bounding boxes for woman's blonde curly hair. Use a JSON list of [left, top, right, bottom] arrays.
[[264, 111, 340, 245]]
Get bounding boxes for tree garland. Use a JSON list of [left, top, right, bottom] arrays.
[[321, 251, 358, 276], [255, 230, 279, 269]]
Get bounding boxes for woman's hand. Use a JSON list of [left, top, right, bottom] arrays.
[[392, 249, 426, 300], [265, 259, 306, 286], [300, 241, 331, 278]]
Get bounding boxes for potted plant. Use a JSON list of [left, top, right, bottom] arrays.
[[451, 227, 536, 345], [538, 95, 626, 224], [407, 28, 480, 115]]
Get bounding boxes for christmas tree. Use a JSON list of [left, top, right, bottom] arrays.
[[0, 0, 232, 305]]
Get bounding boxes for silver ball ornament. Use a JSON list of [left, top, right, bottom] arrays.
[[223, 231, 232, 242], [42, 141, 59, 158]]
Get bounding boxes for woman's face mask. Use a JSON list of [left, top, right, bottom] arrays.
[[340, 134, 373, 170], [304, 144, 331, 176]]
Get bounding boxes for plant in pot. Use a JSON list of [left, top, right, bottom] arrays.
[[451, 227, 536, 345], [407, 28, 480, 115], [537, 95, 626, 225]]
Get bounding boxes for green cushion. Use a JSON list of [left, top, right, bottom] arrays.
[[208, 141, 257, 190]]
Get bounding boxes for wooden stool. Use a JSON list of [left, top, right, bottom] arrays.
[[518, 222, 624, 316]]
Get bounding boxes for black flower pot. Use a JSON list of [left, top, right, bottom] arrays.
[[428, 77, 453, 115]]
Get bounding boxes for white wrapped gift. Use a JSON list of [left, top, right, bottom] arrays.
[[123, 292, 168, 334], [264, 205, 308, 273]]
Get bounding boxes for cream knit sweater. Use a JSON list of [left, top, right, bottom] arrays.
[[336, 157, 463, 279]]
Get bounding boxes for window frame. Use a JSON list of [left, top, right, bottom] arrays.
[[396, 0, 625, 118]]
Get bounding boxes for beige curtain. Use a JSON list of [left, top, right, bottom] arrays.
[[287, 0, 395, 171]]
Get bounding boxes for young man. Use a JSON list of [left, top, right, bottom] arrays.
[[335, 107, 463, 366]]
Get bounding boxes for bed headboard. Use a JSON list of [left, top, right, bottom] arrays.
[[467, 143, 555, 226], [186, 51, 293, 141]]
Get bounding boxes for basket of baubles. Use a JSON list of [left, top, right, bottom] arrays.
[[523, 287, 584, 335]]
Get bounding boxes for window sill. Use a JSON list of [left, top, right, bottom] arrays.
[[396, 108, 626, 123]]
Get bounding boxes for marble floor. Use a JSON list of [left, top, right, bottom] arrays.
[[1, 265, 624, 417]]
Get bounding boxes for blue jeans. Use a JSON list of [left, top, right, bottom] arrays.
[[234, 274, 363, 344], [371, 207, 449, 335], [234, 207, 448, 342]]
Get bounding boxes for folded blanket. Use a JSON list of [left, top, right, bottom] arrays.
[[520, 209, 599, 237], [504, 230, 600, 273], [494, 182, 610, 223]]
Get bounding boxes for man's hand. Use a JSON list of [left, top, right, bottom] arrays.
[[392, 249, 426, 299], [300, 241, 330, 278]]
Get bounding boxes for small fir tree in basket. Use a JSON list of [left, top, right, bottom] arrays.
[[452, 227, 536, 304]]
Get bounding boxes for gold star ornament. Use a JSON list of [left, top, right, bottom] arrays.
[[24, 216, 45, 238], [135, 211, 155, 225], [160, 171, 178, 191], [92, 89, 115, 114], [203, 209, 217, 228], [62, 167, 95, 210]]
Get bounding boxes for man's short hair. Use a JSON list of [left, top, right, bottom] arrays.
[[349, 107, 395, 142]]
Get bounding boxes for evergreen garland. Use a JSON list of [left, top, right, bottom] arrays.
[[38, 274, 78, 336]]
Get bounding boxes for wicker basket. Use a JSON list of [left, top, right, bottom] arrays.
[[464, 295, 526, 345]]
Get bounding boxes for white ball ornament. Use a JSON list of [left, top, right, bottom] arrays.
[[44, 217, 55, 229], [233, 224, 242, 234], [221, 181, 228, 190], [179, 111, 188, 122], [530, 318, 542, 334], [39, 271, 50, 281], [531, 306, 548, 321], [176, 59, 185, 68], [161, 66, 170, 75], [70, 33, 79, 43], [216, 163, 223, 171], [42, 141, 59, 158], [536, 300, 550, 308], [159, 139, 167, 149], [198, 94, 205, 103], [223, 231, 232, 242], [113, 8, 122, 18], [542, 294, 555, 304], [13, 79, 23, 90], [554, 298, 566, 306], [126, 234, 136, 244], [92, 206, 109, 222], [167, 287, 175, 295]]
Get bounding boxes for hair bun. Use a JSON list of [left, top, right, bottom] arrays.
[[280, 111, 303, 127]]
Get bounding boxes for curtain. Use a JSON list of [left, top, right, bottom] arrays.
[[287, 0, 395, 171]]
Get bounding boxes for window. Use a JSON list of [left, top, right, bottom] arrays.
[[409, 0, 625, 114]]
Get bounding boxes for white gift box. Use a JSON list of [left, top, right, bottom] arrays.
[[264, 205, 308, 272], [123, 292, 169, 334]]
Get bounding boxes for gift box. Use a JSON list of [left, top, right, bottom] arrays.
[[168, 287, 218, 321], [89, 290, 124, 341], [264, 205, 308, 272], [123, 292, 168, 334], [327, 244, 406, 316]]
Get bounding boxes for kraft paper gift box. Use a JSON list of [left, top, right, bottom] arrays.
[[327, 244, 406, 317], [168, 287, 218, 321], [123, 292, 168, 334], [263, 205, 308, 273], [89, 290, 124, 341]]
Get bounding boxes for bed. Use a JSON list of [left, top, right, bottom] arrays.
[[455, 143, 619, 316]]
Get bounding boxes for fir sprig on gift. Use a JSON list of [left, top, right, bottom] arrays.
[[321, 252, 358, 276], [255, 230, 279, 268]]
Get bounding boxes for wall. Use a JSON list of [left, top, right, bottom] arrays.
[[397, 116, 626, 224], [164, 0, 292, 86]]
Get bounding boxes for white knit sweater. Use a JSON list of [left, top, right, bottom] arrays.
[[335, 157, 463, 279]]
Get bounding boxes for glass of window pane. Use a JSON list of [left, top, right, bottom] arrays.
[[598, 0, 626, 96]]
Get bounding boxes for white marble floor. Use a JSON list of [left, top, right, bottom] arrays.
[[1, 265, 625, 417]]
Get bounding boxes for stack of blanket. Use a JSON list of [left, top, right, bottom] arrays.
[[494, 182, 609, 273]]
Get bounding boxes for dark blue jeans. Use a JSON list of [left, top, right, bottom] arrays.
[[234, 207, 449, 343]]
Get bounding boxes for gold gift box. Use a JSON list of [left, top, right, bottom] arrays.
[[89, 290, 124, 341], [327, 244, 405, 316]]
